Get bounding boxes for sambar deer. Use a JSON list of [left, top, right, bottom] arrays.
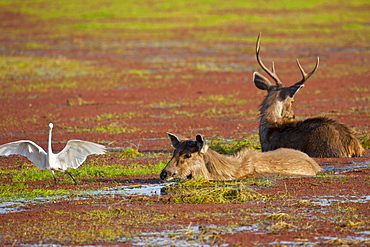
[[253, 33, 364, 158], [160, 133, 322, 181]]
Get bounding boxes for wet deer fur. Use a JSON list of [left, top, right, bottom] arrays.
[[160, 133, 322, 181], [253, 33, 364, 158]]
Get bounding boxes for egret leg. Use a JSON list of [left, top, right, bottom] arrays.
[[65, 170, 78, 184], [51, 172, 57, 187]]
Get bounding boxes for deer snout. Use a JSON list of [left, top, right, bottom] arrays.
[[160, 170, 177, 181], [160, 170, 167, 180]]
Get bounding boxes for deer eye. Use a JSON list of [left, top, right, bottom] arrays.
[[184, 154, 192, 159]]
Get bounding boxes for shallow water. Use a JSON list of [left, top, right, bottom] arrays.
[[0, 183, 167, 214], [126, 224, 259, 246], [301, 195, 370, 207], [321, 164, 369, 174]]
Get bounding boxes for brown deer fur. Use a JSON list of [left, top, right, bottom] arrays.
[[253, 33, 364, 158], [160, 133, 322, 181]]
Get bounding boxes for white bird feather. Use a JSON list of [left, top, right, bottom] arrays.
[[0, 123, 106, 185]]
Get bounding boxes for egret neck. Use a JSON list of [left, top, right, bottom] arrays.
[[47, 123, 54, 171]]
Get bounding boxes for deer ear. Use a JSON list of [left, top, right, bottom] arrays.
[[288, 85, 304, 97], [195, 134, 208, 154], [253, 72, 273, 90], [167, 132, 181, 148]]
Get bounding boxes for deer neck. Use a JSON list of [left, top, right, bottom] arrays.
[[202, 149, 240, 180], [259, 95, 293, 128]]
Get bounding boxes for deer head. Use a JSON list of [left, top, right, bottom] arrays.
[[253, 33, 319, 124], [160, 133, 208, 181]]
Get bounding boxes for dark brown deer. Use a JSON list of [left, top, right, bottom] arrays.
[[253, 33, 364, 158], [160, 133, 322, 181]]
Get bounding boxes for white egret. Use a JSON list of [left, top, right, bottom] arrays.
[[0, 123, 106, 185]]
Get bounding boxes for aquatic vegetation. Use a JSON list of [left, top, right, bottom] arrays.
[[209, 136, 261, 154], [76, 123, 140, 134], [0, 160, 165, 199], [96, 112, 143, 120], [116, 147, 143, 158], [358, 134, 370, 149], [199, 94, 246, 106], [72, 162, 165, 178], [0, 0, 368, 245], [0, 56, 111, 97], [162, 178, 272, 204]]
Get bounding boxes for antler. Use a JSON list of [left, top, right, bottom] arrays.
[[256, 32, 282, 85], [294, 57, 319, 86]]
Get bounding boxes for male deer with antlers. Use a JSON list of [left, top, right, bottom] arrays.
[[253, 33, 364, 158]]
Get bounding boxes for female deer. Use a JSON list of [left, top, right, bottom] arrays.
[[160, 133, 322, 181], [253, 33, 364, 158]]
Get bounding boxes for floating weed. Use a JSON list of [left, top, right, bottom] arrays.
[[201, 94, 230, 102], [116, 148, 143, 158], [96, 112, 143, 120], [147, 101, 183, 108], [269, 221, 296, 232], [128, 69, 150, 77], [328, 238, 370, 246], [210, 137, 261, 154], [358, 134, 370, 149], [199, 94, 246, 106], [72, 162, 165, 179], [173, 110, 197, 118], [76, 123, 140, 134], [0, 56, 110, 95], [265, 212, 292, 221], [0, 183, 71, 200], [294, 200, 314, 207], [350, 86, 369, 92], [339, 220, 364, 229], [86, 208, 134, 218], [162, 178, 271, 204], [0, 183, 29, 198], [319, 64, 369, 79]]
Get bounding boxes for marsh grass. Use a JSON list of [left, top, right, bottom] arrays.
[[162, 178, 272, 204], [358, 134, 370, 149], [115, 148, 143, 158], [1, 187, 71, 200], [210, 136, 261, 154], [76, 123, 140, 134], [71, 162, 165, 179]]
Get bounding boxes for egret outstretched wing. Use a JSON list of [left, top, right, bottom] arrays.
[[0, 140, 47, 169], [56, 140, 106, 170]]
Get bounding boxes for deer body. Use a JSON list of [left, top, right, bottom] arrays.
[[160, 133, 322, 181], [254, 33, 364, 158]]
